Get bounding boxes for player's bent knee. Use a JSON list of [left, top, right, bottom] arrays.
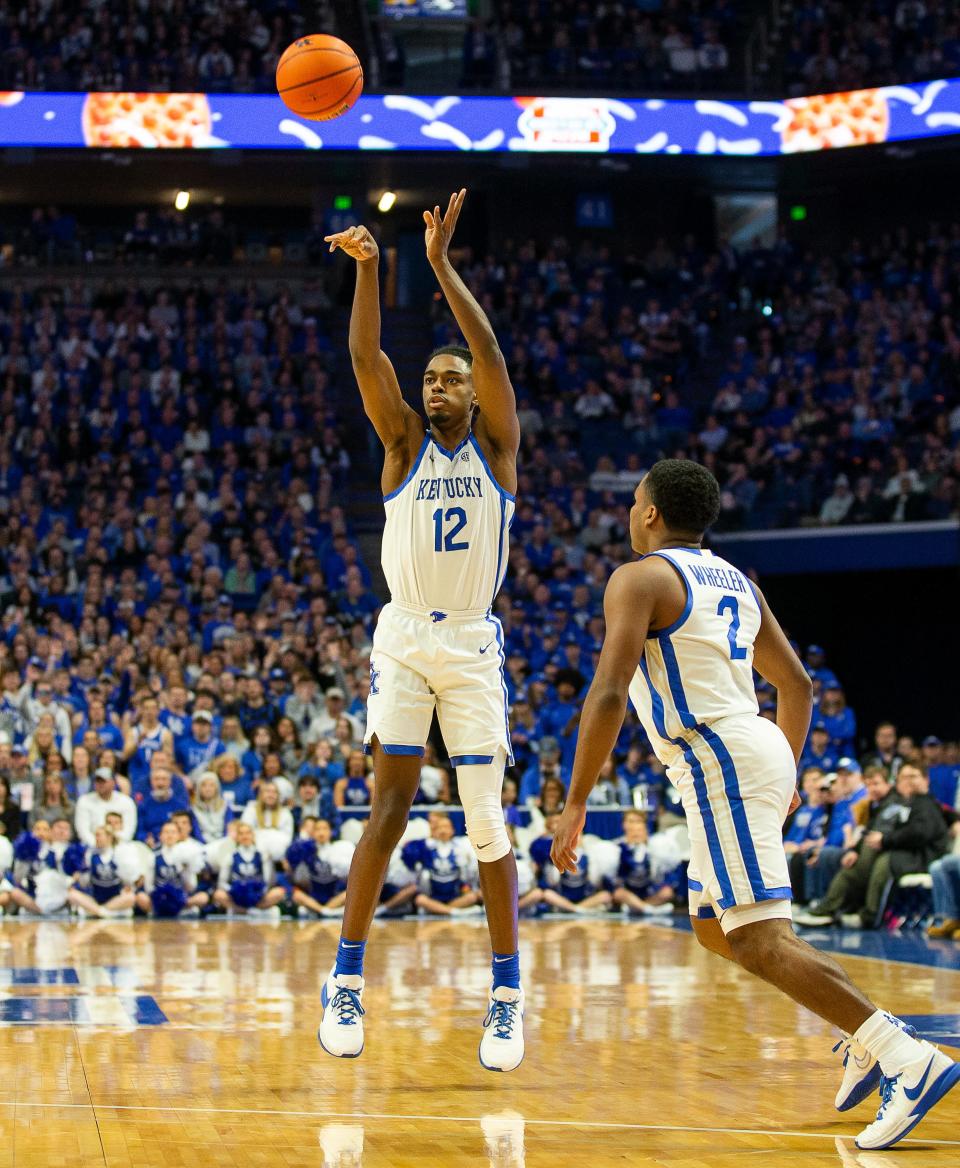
[[456, 749, 511, 862]]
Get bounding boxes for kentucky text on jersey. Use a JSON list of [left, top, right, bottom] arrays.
[[381, 431, 515, 613], [686, 561, 749, 593], [414, 476, 484, 501]]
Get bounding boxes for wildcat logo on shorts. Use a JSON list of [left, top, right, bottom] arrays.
[[369, 663, 380, 695]]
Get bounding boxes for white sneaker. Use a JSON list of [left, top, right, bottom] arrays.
[[318, 968, 365, 1059], [318, 1122, 364, 1167], [835, 1037, 882, 1112], [479, 985, 524, 1072], [855, 1041, 960, 1149], [451, 905, 484, 917], [480, 1110, 525, 1167], [840, 913, 865, 929], [835, 1023, 918, 1111]]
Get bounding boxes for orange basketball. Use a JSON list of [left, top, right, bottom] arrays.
[[276, 34, 363, 122]]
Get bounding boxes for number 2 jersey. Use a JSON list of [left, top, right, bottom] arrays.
[[627, 547, 762, 764], [380, 430, 515, 614]]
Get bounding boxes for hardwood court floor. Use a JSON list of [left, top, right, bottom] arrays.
[[1, 916, 958, 1167]]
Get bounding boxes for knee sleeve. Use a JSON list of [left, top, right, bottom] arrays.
[[456, 748, 511, 862]]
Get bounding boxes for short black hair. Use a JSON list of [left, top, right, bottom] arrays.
[[427, 345, 473, 368], [645, 459, 720, 536]]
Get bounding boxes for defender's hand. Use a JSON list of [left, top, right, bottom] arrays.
[[551, 803, 587, 874], [324, 224, 379, 263], [424, 188, 466, 265]]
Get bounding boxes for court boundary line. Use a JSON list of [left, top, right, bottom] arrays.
[[5, 1100, 960, 1147]]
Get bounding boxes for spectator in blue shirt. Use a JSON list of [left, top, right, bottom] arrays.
[[536, 670, 584, 772], [519, 736, 570, 804], [136, 766, 189, 846], [833, 758, 868, 820], [803, 644, 839, 690], [202, 597, 237, 653], [237, 678, 273, 737], [799, 722, 838, 775], [923, 736, 960, 809], [785, 767, 827, 900], [817, 686, 857, 757], [175, 710, 223, 782], [213, 754, 254, 814]]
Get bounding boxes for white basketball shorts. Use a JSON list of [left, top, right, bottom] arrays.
[[666, 714, 796, 924], [364, 602, 513, 767]]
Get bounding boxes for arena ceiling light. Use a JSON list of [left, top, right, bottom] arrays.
[[377, 190, 397, 213], [174, 190, 190, 211]]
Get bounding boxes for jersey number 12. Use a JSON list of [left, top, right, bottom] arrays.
[[717, 595, 747, 660], [433, 507, 469, 552]]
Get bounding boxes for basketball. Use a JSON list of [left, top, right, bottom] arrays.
[[276, 34, 363, 122]]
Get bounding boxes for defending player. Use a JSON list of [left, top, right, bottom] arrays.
[[551, 459, 959, 1151], [319, 190, 523, 1071]]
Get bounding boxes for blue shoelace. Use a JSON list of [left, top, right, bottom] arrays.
[[331, 987, 365, 1027], [832, 1038, 850, 1064], [875, 1073, 900, 1119], [484, 1000, 519, 1041]]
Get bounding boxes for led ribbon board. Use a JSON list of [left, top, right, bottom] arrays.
[[0, 80, 957, 153]]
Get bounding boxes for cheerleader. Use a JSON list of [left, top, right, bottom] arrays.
[[66, 825, 139, 919], [5, 818, 77, 916], [240, 780, 294, 862], [135, 821, 210, 918], [612, 810, 675, 915], [212, 822, 285, 915], [531, 813, 613, 914], [401, 813, 483, 917], [286, 818, 354, 917], [332, 750, 374, 810]]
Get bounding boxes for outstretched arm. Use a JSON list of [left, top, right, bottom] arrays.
[[424, 190, 520, 456], [551, 563, 657, 873], [325, 224, 418, 450]]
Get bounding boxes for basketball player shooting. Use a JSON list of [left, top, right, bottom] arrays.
[[318, 190, 525, 1071], [551, 460, 959, 1150]]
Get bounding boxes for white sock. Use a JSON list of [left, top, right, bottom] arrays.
[[853, 1011, 923, 1077]]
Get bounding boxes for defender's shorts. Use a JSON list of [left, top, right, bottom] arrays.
[[365, 602, 513, 767], [668, 714, 796, 922]]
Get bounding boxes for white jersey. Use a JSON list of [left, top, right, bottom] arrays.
[[628, 547, 761, 762], [381, 430, 515, 614]]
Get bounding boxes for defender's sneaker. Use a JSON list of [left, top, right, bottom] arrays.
[[479, 985, 525, 1072], [855, 1041, 960, 1150], [317, 968, 365, 1058], [835, 1024, 918, 1111]]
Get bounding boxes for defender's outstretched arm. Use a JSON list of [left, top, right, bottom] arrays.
[[551, 562, 658, 873]]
